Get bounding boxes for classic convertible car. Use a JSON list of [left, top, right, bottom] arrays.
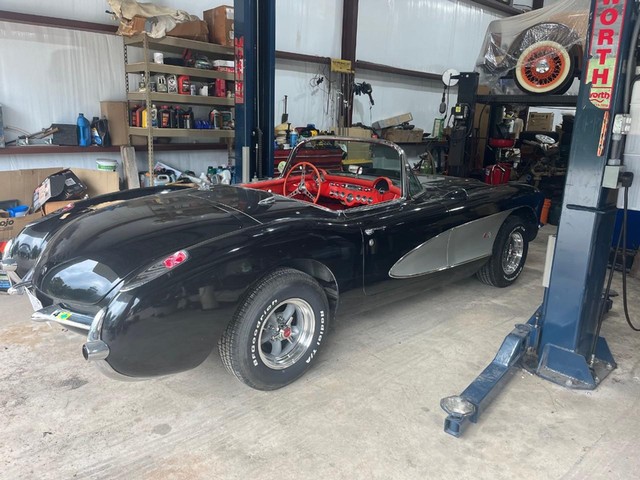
[[1, 137, 543, 390]]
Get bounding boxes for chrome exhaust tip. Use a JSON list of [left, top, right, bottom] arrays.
[[82, 340, 109, 361]]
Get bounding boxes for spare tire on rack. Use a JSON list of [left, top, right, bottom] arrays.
[[508, 22, 582, 95]]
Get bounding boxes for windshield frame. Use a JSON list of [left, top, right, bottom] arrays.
[[279, 135, 421, 200]]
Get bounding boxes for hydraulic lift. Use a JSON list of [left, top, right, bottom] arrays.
[[441, 0, 640, 436], [234, 0, 276, 183]]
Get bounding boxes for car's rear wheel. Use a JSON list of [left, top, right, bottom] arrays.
[[513, 40, 576, 95], [218, 268, 329, 390], [476, 216, 529, 287]]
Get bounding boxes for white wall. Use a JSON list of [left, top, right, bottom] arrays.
[[352, 0, 503, 134], [357, 0, 502, 73], [275, 0, 343, 58], [273, 0, 505, 135], [1, 0, 509, 174], [0, 1, 233, 175]]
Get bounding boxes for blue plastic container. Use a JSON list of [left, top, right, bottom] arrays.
[[77, 113, 91, 147], [8, 205, 29, 217]]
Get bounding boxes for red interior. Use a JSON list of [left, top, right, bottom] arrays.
[[244, 172, 401, 210]]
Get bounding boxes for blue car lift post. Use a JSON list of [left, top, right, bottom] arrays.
[[234, 0, 276, 182], [441, 0, 639, 437]]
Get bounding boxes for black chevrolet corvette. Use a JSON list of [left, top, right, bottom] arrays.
[[1, 137, 543, 390]]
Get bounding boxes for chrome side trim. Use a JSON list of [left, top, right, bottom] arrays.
[[31, 305, 92, 332], [447, 209, 514, 267], [390, 229, 451, 278], [389, 210, 514, 278]]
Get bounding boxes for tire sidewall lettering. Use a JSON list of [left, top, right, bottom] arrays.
[[249, 297, 325, 370], [306, 310, 325, 364], [251, 298, 279, 367]]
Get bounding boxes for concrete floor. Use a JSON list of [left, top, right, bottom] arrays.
[[2, 226, 640, 480]]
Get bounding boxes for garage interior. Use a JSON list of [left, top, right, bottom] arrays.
[[2, 0, 640, 478]]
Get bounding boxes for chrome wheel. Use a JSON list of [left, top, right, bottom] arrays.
[[502, 231, 524, 276], [514, 40, 573, 95], [258, 298, 316, 370]]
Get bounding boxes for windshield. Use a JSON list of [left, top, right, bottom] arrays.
[[279, 136, 422, 199], [245, 136, 423, 211]]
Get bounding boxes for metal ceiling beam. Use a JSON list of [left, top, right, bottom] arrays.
[[467, 0, 525, 16], [0, 10, 117, 34]]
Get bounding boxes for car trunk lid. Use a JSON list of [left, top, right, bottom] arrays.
[[33, 188, 254, 304]]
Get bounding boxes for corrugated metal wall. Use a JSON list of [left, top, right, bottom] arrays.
[[276, 0, 503, 133], [1, 0, 505, 172]]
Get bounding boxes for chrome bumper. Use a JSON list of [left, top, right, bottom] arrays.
[[1, 259, 25, 295], [31, 305, 93, 332]]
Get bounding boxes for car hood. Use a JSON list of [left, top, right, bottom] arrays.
[[33, 186, 265, 304]]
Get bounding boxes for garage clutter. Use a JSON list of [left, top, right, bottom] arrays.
[[0, 168, 119, 242]]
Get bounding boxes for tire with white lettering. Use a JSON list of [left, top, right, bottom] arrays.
[[476, 216, 529, 288], [218, 268, 329, 390]]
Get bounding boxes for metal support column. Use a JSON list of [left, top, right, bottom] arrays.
[[442, 0, 638, 436], [234, 0, 275, 182], [448, 72, 478, 177]]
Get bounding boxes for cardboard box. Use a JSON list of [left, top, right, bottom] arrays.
[[100, 101, 145, 146], [167, 20, 209, 42], [101, 101, 128, 146], [33, 169, 87, 211], [0, 168, 119, 241], [382, 128, 424, 143], [335, 127, 372, 139], [43, 199, 81, 216], [372, 113, 413, 131], [332, 127, 373, 163], [204, 6, 234, 46], [527, 112, 554, 132]]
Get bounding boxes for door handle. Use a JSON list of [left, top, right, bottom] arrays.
[[364, 226, 387, 236]]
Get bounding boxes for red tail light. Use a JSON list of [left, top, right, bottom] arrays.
[[163, 250, 188, 269], [121, 250, 190, 292], [0, 241, 6, 254]]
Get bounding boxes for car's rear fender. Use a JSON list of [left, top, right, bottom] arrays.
[[98, 223, 360, 378]]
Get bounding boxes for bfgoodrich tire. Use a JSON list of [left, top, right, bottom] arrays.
[[476, 216, 529, 288], [218, 268, 329, 390]]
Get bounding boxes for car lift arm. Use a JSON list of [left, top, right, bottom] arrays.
[[442, 0, 639, 436]]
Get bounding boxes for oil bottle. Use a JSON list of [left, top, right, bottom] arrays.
[[76, 113, 91, 147], [150, 104, 158, 127], [174, 106, 185, 128], [159, 105, 171, 128]]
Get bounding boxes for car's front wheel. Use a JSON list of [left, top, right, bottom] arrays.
[[476, 216, 529, 288], [219, 268, 329, 390]]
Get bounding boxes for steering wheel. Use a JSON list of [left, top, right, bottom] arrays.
[[283, 161, 323, 204]]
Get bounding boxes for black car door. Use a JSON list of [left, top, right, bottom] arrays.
[[356, 191, 451, 296]]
